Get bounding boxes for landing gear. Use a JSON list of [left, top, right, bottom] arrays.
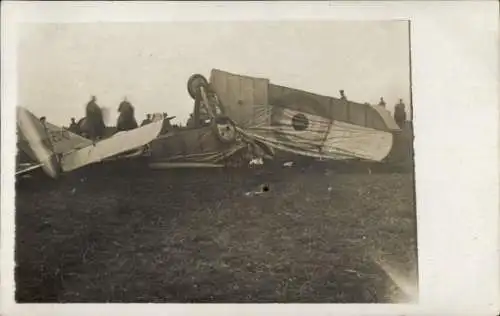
[[187, 73, 224, 128], [187, 74, 209, 100]]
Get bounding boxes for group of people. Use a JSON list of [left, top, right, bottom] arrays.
[[51, 93, 408, 142], [61, 96, 173, 141], [338, 90, 408, 128], [377, 97, 408, 128]]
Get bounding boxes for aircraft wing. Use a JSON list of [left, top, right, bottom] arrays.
[[239, 105, 394, 162], [60, 119, 164, 172]]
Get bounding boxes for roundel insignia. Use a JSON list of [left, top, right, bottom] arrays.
[[291, 113, 309, 131], [270, 93, 330, 145]]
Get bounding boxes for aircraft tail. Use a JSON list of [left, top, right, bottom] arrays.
[[16, 107, 64, 178]]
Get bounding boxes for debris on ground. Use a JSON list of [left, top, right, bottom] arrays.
[[249, 157, 264, 166], [283, 161, 294, 167], [245, 183, 270, 196]]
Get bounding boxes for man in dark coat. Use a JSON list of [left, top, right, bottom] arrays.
[[117, 97, 138, 132], [68, 117, 80, 134], [85, 96, 106, 140], [394, 99, 407, 128], [140, 114, 152, 126]]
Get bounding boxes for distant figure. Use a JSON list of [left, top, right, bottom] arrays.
[[160, 112, 173, 135], [378, 97, 386, 107], [141, 114, 152, 126], [339, 90, 347, 100], [68, 117, 80, 134], [117, 97, 138, 132], [394, 99, 407, 128], [186, 113, 195, 128], [39, 116, 47, 124], [84, 96, 106, 140]]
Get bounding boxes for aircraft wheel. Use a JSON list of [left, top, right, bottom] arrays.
[[187, 74, 209, 100]]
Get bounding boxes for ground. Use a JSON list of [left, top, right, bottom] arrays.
[[15, 160, 418, 303]]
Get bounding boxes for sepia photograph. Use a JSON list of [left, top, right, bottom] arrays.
[[13, 20, 418, 304]]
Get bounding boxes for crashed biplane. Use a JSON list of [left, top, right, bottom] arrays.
[[16, 68, 403, 179], [148, 69, 401, 168]]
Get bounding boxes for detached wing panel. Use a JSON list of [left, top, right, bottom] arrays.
[[60, 120, 164, 172]]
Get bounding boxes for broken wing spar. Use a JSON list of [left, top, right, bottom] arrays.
[[16, 106, 165, 178]]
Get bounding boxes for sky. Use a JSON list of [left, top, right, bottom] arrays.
[[17, 21, 411, 126]]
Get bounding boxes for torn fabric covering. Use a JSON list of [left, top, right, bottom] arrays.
[[149, 125, 251, 164], [240, 104, 394, 162], [209, 68, 401, 133]]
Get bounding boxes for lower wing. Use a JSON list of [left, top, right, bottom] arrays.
[[60, 119, 164, 172]]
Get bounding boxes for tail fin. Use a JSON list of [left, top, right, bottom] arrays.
[[16, 107, 62, 178], [43, 121, 93, 154]]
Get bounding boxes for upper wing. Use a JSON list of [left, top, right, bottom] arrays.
[[60, 119, 164, 172]]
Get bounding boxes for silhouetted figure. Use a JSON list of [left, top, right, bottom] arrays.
[[117, 97, 138, 132], [186, 113, 195, 128], [394, 99, 407, 128], [339, 90, 347, 100], [140, 114, 152, 126], [84, 96, 106, 140], [160, 112, 173, 135], [68, 117, 80, 134], [39, 116, 46, 124], [378, 97, 386, 107]]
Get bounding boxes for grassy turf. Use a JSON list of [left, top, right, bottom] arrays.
[[15, 161, 417, 303]]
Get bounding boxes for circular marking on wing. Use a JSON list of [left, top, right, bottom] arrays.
[[291, 113, 309, 131]]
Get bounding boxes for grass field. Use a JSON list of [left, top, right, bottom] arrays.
[[15, 160, 418, 303]]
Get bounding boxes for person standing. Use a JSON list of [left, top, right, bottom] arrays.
[[85, 96, 106, 140], [339, 90, 347, 100], [117, 97, 138, 131], [68, 117, 80, 134], [141, 114, 152, 126], [394, 99, 407, 128], [378, 97, 386, 107]]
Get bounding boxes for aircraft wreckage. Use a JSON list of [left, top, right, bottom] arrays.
[[16, 69, 401, 179]]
